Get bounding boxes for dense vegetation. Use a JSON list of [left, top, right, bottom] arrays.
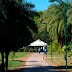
[[0, 0, 72, 71], [34, 0, 72, 59]]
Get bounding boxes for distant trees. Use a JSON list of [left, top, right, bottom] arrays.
[[0, 0, 38, 71]]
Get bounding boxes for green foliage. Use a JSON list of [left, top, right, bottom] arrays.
[[9, 52, 31, 59], [62, 45, 66, 51], [38, 11, 43, 17], [67, 42, 72, 56], [61, 43, 72, 56], [61, 45, 67, 55], [23, 47, 27, 52], [28, 48, 33, 52], [34, 47, 38, 52], [48, 40, 61, 54], [29, 48, 33, 52], [8, 60, 24, 69], [8, 52, 32, 69], [34, 2, 72, 45], [27, 48, 33, 52], [9, 51, 15, 60], [0, 0, 38, 53], [18, 47, 27, 52], [35, 48, 38, 52]]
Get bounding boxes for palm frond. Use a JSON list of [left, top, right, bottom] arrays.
[[58, 19, 64, 33], [67, 15, 72, 25], [66, 8, 72, 17]]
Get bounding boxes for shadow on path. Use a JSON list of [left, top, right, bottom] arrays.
[[8, 65, 72, 72], [9, 60, 38, 62]]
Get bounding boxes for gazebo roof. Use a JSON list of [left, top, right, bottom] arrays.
[[28, 39, 47, 46]]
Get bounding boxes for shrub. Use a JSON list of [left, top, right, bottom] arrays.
[[48, 40, 61, 54], [34, 47, 38, 52], [23, 47, 27, 52], [29, 48, 33, 52], [18, 47, 27, 52], [9, 51, 15, 60], [67, 42, 72, 57], [28, 48, 33, 52]]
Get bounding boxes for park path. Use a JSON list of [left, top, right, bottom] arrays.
[[22, 52, 64, 72], [24, 52, 49, 68]]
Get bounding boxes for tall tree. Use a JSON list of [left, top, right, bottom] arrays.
[[40, 1, 72, 47], [0, 0, 38, 71]]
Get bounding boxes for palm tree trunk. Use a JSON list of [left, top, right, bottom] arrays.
[[58, 35, 62, 48], [71, 26, 72, 42], [61, 36, 63, 48], [62, 36, 65, 45], [1, 51, 5, 72]]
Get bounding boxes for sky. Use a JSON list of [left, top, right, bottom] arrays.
[[25, 0, 71, 12], [26, 0, 58, 12]]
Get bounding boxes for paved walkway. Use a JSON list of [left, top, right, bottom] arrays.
[[22, 52, 65, 72]]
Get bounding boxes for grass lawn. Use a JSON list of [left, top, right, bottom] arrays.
[[0, 52, 32, 70], [45, 53, 72, 72], [0, 52, 32, 59], [8, 52, 32, 69], [8, 60, 25, 69], [8, 52, 32, 59]]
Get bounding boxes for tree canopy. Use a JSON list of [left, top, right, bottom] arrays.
[[0, 0, 39, 71], [33, 0, 72, 48]]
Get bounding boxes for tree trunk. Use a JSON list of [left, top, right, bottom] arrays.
[[58, 35, 62, 48], [71, 26, 72, 42], [61, 36, 63, 48], [5, 52, 9, 71], [1, 51, 5, 72], [62, 36, 65, 45]]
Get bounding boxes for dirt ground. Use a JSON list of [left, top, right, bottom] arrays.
[[44, 54, 72, 72]]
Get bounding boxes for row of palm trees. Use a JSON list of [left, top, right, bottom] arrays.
[[37, 1, 72, 48]]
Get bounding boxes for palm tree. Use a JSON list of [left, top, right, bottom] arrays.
[[66, 8, 72, 42], [42, 4, 64, 48], [33, 0, 72, 48], [43, 2, 72, 48]]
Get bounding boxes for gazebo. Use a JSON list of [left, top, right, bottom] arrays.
[[28, 39, 47, 51]]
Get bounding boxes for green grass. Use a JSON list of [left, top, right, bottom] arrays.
[[0, 59, 25, 70], [8, 60, 24, 69], [0, 52, 32, 70], [47, 52, 64, 57], [45, 53, 72, 72], [8, 52, 32, 69], [0, 52, 32, 60], [8, 52, 32, 59]]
